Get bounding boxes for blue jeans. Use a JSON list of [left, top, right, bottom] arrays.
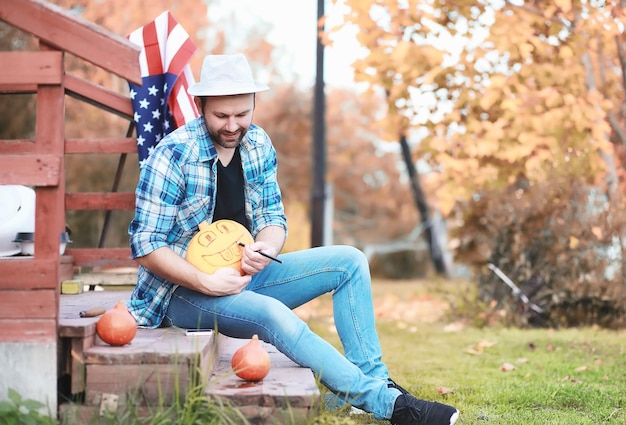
[[165, 245, 400, 420]]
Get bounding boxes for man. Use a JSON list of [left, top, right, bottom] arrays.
[[127, 53, 459, 425]]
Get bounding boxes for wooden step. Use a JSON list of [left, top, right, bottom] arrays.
[[72, 266, 138, 291], [83, 327, 215, 407], [206, 334, 321, 424]]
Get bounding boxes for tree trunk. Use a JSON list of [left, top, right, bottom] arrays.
[[399, 134, 448, 276]]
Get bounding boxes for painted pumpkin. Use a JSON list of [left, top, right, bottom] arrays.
[[231, 334, 271, 381], [96, 300, 137, 346], [186, 219, 254, 275]]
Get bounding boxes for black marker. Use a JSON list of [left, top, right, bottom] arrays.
[[237, 242, 283, 264]]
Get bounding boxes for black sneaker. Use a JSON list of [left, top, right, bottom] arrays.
[[391, 393, 459, 425]]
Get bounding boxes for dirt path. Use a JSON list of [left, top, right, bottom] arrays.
[[294, 278, 453, 324]]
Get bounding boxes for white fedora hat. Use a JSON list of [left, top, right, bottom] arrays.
[[187, 53, 269, 96]]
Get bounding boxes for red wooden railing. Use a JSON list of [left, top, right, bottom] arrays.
[[0, 0, 141, 342]]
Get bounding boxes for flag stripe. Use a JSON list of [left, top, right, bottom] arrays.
[[170, 70, 196, 126], [166, 26, 195, 74], [143, 20, 164, 76], [128, 27, 149, 76]]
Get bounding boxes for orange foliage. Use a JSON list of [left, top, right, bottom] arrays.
[[330, 0, 626, 215]]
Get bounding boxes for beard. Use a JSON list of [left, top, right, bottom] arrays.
[[208, 127, 247, 149]]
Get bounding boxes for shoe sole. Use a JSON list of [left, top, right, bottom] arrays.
[[450, 410, 460, 424]]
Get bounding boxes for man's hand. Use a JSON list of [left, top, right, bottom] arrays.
[[240, 241, 277, 275], [198, 267, 251, 296], [135, 247, 251, 296]]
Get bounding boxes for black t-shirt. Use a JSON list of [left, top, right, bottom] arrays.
[[213, 148, 250, 231]]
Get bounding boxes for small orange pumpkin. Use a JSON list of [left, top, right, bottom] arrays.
[[186, 219, 254, 275], [96, 300, 137, 346], [231, 334, 271, 381]]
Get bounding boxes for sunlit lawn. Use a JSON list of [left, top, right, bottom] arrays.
[[303, 277, 626, 425]]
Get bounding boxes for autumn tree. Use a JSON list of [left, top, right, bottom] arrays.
[[329, 0, 624, 209], [255, 84, 420, 253], [329, 0, 626, 326]]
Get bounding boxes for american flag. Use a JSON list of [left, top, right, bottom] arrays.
[[128, 11, 199, 166]]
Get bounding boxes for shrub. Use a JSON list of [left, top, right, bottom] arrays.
[[452, 177, 626, 328]]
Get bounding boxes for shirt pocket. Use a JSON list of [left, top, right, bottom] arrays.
[[176, 195, 212, 234]]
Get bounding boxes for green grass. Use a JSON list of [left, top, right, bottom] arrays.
[[306, 278, 626, 425]]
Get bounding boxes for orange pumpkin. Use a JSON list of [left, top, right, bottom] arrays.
[[231, 334, 271, 381], [96, 300, 137, 346], [186, 219, 254, 275]]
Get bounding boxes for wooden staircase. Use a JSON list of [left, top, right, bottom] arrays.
[[58, 290, 321, 424]]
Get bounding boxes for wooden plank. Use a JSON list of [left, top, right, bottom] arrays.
[[65, 192, 135, 211], [85, 363, 189, 406], [0, 258, 60, 289], [0, 289, 58, 319], [85, 328, 214, 365], [59, 255, 74, 282], [74, 271, 137, 289], [59, 290, 131, 338], [32, 83, 65, 292], [60, 321, 96, 340], [65, 137, 137, 154], [83, 328, 214, 405], [0, 139, 36, 154], [1, 137, 136, 154], [60, 404, 154, 424], [0, 51, 62, 85], [2, 0, 141, 84], [68, 248, 135, 268], [0, 319, 56, 342], [0, 154, 61, 186], [70, 335, 93, 394], [64, 74, 134, 119], [0, 83, 36, 93], [206, 335, 320, 423]]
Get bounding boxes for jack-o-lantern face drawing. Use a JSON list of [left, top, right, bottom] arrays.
[[186, 219, 254, 275]]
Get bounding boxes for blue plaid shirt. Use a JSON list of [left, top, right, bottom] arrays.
[[127, 116, 287, 328]]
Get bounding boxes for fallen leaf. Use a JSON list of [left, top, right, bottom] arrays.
[[478, 339, 496, 349], [516, 357, 528, 363], [528, 342, 536, 351], [501, 363, 516, 372], [594, 359, 603, 365], [546, 343, 555, 351], [436, 386, 454, 395], [575, 365, 589, 372], [465, 339, 496, 355], [443, 321, 466, 333]]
